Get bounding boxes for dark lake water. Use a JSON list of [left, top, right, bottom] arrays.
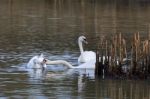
[[0, 0, 150, 98]]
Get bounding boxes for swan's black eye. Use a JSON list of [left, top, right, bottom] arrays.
[[84, 38, 86, 41], [43, 59, 47, 62]]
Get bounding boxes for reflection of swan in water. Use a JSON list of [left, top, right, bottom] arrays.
[[28, 68, 47, 79], [46, 68, 95, 93], [78, 36, 96, 63], [27, 54, 47, 69]]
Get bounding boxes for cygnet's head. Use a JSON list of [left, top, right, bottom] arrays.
[[78, 36, 88, 44], [27, 54, 47, 69], [36, 56, 46, 64]]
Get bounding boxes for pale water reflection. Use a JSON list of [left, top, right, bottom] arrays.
[[0, 0, 150, 99]]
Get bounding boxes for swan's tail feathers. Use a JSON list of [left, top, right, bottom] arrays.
[[45, 59, 74, 69]]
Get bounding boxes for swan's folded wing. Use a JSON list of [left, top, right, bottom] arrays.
[[82, 51, 96, 61], [77, 59, 96, 69]]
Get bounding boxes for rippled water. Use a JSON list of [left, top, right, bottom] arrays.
[[0, 0, 150, 99]]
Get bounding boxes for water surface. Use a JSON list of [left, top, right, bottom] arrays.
[[0, 0, 150, 99]]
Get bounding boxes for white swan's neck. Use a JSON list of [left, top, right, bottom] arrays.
[[46, 60, 74, 69], [78, 39, 84, 53]]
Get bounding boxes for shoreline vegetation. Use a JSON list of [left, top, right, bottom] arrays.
[[95, 32, 150, 79]]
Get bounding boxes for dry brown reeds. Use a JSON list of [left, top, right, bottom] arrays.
[[95, 32, 150, 79]]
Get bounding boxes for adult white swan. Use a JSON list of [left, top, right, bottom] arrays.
[[78, 36, 96, 63], [27, 54, 47, 69]]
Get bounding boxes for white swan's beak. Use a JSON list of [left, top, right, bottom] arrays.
[[84, 41, 88, 44], [83, 38, 88, 44]]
